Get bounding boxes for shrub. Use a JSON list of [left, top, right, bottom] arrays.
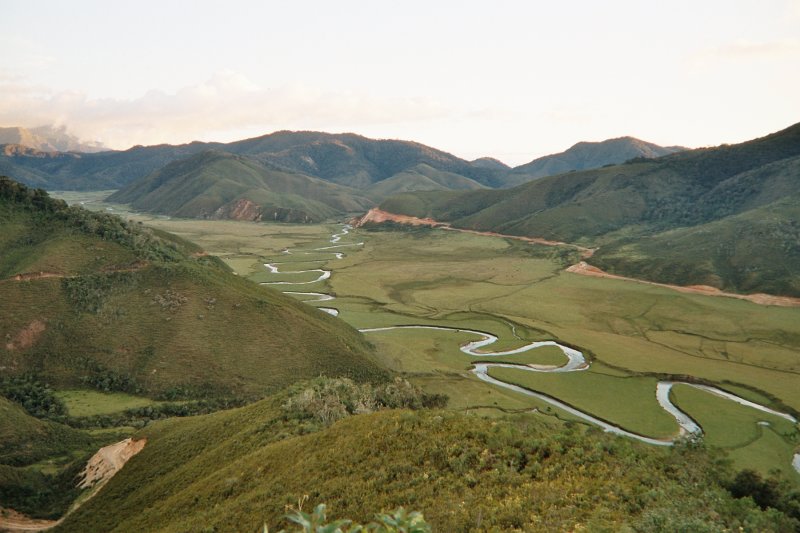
[[281, 377, 448, 426], [274, 501, 432, 533], [0, 376, 66, 418]]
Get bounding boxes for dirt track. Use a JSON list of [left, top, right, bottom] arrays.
[[355, 208, 594, 256], [566, 262, 800, 307], [0, 262, 150, 284], [356, 208, 800, 308]]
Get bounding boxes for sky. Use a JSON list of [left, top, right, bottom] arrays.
[[2, 0, 799, 165]]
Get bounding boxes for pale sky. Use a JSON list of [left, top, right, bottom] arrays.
[[2, 0, 799, 165]]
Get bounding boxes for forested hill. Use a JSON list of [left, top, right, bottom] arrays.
[[379, 122, 800, 296], [504, 136, 685, 186]]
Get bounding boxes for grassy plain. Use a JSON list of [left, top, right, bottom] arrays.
[[55, 390, 161, 417], [670, 384, 799, 479], [488, 367, 678, 438], [53, 192, 800, 482]]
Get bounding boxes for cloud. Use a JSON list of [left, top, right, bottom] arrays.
[[696, 39, 800, 61], [0, 71, 452, 148]]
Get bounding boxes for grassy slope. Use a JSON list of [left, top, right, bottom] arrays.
[[108, 151, 373, 221], [591, 194, 800, 295], [56, 402, 793, 533], [0, 179, 385, 399], [364, 163, 486, 200], [504, 136, 685, 186], [0, 397, 95, 466], [379, 123, 800, 295]]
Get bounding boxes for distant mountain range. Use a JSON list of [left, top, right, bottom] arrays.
[[379, 122, 800, 297], [0, 128, 685, 220]]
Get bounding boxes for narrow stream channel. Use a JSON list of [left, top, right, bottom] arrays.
[[262, 224, 800, 471]]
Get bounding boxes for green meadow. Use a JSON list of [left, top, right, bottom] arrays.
[[55, 390, 162, 417]]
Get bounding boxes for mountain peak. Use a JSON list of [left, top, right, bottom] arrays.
[[507, 136, 687, 185]]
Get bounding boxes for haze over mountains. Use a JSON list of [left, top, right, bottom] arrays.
[[0, 127, 685, 216], [0, 126, 106, 153]]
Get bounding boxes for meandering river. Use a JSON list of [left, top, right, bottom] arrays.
[[262, 224, 799, 470]]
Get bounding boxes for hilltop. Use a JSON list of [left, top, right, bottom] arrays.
[[379, 121, 800, 296], [107, 150, 373, 222], [0, 131, 506, 193], [0, 177, 384, 399], [0, 130, 685, 202], [505, 136, 686, 186]]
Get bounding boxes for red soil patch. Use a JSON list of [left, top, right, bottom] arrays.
[[8, 271, 63, 282], [356, 208, 799, 308], [354, 208, 594, 256], [78, 438, 147, 490], [0, 508, 58, 532], [5, 320, 46, 351], [1, 263, 149, 284], [355, 208, 444, 228], [566, 262, 800, 307]]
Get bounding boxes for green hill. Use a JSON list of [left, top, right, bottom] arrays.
[[0, 131, 506, 192], [0, 130, 689, 199], [225, 131, 506, 188], [591, 193, 800, 296], [379, 122, 800, 296], [505, 136, 686, 186], [55, 395, 797, 532], [363, 163, 486, 200], [0, 177, 384, 399], [107, 150, 373, 222]]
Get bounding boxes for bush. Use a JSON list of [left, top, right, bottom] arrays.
[[0, 376, 66, 418], [275, 501, 432, 533], [281, 377, 447, 426]]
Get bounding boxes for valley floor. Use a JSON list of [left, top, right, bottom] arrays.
[[82, 223, 798, 483], [45, 191, 800, 483]]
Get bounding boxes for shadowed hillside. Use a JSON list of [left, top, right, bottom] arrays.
[[107, 150, 373, 222]]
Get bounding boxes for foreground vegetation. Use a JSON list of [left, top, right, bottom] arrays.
[[56, 385, 799, 532]]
